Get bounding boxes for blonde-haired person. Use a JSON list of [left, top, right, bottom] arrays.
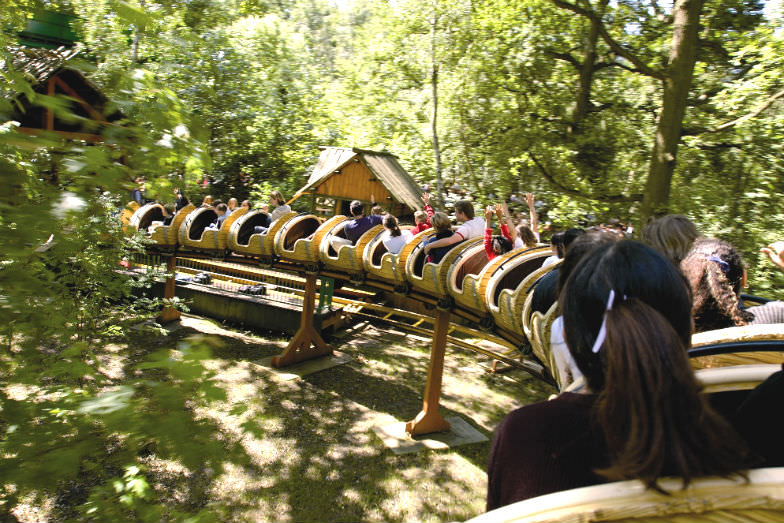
[[411, 191, 435, 234], [424, 212, 455, 264], [642, 214, 699, 265]]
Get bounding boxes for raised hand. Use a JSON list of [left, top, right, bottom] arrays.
[[761, 241, 784, 272], [485, 205, 495, 223], [525, 192, 535, 208]]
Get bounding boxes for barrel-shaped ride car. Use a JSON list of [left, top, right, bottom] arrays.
[[363, 228, 432, 289], [129, 202, 165, 232], [273, 214, 336, 265], [150, 203, 195, 248], [405, 237, 484, 299], [179, 206, 248, 252], [228, 210, 297, 261], [487, 248, 552, 336], [319, 217, 384, 278], [446, 246, 543, 316], [120, 201, 141, 233], [689, 323, 784, 370]]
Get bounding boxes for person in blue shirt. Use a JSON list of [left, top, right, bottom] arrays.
[[330, 200, 383, 252]]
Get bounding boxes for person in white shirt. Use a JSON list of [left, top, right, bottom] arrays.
[[423, 200, 483, 256], [381, 215, 413, 254]]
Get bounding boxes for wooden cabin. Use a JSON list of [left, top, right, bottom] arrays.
[[291, 147, 424, 220], [5, 45, 121, 143]]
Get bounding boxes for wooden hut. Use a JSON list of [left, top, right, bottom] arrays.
[[5, 45, 121, 143], [291, 147, 424, 220]]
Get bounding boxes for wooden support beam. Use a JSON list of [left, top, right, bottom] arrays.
[[16, 127, 103, 143], [157, 256, 181, 323], [54, 76, 109, 123], [405, 305, 452, 435], [46, 78, 55, 130], [271, 272, 334, 367]]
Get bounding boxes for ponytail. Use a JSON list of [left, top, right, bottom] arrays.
[[383, 215, 401, 237], [595, 299, 750, 489]]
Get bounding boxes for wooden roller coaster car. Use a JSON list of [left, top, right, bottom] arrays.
[[467, 467, 784, 523], [319, 218, 384, 277], [228, 210, 297, 260], [690, 323, 784, 369], [405, 237, 485, 299], [274, 214, 337, 265], [529, 302, 560, 384], [129, 202, 165, 231], [120, 201, 140, 232], [488, 248, 553, 336], [179, 206, 248, 252], [363, 227, 432, 288], [447, 246, 542, 316], [150, 203, 195, 248]]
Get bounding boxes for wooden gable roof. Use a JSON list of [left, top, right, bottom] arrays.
[[295, 147, 424, 212], [4, 45, 121, 141]]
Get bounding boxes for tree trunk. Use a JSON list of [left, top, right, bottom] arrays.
[[640, 0, 704, 223], [571, 0, 607, 133], [430, 12, 444, 207]]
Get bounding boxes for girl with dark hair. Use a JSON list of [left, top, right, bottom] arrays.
[[381, 215, 412, 254], [541, 232, 564, 268], [681, 238, 784, 332], [486, 241, 751, 510]]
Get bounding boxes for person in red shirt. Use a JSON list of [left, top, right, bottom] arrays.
[[484, 204, 514, 260], [410, 192, 435, 235]]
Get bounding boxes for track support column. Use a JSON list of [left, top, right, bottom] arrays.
[[158, 255, 181, 323], [406, 304, 451, 435], [271, 272, 333, 368]]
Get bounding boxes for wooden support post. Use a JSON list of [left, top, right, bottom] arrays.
[[271, 272, 333, 368], [406, 306, 451, 435], [46, 78, 55, 131], [157, 255, 181, 323]]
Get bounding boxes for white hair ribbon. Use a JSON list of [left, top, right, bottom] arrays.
[[591, 289, 619, 354]]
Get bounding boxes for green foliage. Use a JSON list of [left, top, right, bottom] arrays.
[[1, 0, 783, 517]]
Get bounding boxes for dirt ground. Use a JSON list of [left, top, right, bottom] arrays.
[[20, 314, 556, 523]]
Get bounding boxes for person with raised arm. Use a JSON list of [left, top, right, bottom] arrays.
[[411, 191, 435, 235], [484, 205, 514, 260], [524, 192, 540, 243]]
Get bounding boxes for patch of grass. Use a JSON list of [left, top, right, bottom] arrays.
[[17, 314, 555, 522]]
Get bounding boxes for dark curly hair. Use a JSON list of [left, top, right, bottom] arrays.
[[681, 238, 753, 332]]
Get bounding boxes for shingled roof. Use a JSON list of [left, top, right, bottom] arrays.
[[296, 147, 424, 211], [5, 45, 81, 85]]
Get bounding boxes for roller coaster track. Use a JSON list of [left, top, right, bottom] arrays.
[[127, 202, 784, 436], [139, 256, 550, 381]]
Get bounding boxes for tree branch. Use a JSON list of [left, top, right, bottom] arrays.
[[547, 50, 581, 70], [551, 0, 666, 80], [528, 152, 643, 203], [703, 89, 784, 133]]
